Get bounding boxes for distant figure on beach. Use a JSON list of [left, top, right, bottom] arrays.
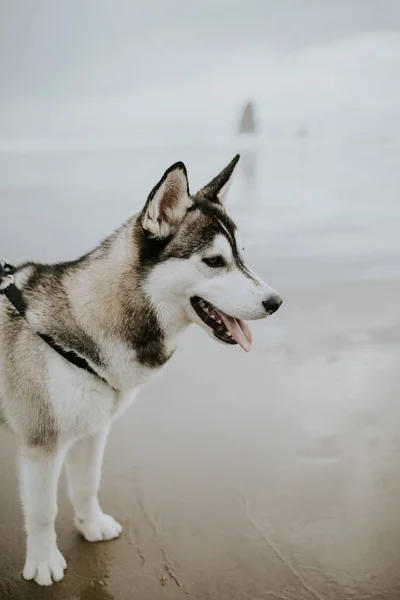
[[295, 127, 309, 139], [237, 101, 257, 198], [239, 101, 256, 134]]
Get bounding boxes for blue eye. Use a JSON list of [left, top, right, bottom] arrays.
[[202, 255, 226, 268]]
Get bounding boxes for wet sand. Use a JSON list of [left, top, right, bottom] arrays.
[[1, 141, 400, 599]]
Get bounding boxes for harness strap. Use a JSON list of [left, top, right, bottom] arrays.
[[0, 260, 115, 390]]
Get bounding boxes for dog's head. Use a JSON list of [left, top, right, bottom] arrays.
[[139, 155, 282, 351]]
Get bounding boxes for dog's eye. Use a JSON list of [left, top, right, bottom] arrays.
[[202, 255, 226, 268]]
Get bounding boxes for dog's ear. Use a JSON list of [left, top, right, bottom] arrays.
[[197, 154, 240, 205], [142, 162, 192, 238]]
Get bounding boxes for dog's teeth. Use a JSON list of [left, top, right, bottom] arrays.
[[227, 332, 232, 337], [217, 319, 222, 324], [200, 301, 205, 307]]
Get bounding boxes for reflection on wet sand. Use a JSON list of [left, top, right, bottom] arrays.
[[239, 148, 257, 203]]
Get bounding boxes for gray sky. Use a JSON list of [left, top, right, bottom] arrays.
[[1, 0, 400, 144]]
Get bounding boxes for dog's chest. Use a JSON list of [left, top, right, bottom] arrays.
[[111, 387, 140, 420], [102, 335, 175, 392], [110, 363, 165, 420]]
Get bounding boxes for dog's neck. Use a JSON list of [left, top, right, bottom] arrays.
[[15, 217, 191, 391]]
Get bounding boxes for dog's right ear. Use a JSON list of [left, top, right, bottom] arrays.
[[141, 162, 192, 238], [196, 154, 240, 205]]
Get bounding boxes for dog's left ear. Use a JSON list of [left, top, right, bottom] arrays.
[[142, 162, 192, 238], [197, 154, 240, 205]]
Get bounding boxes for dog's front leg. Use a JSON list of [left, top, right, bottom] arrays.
[[20, 445, 67, 586], [65, 425, 122, 542]]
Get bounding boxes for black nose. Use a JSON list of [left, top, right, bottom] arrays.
[[262, 295, 283, 315]]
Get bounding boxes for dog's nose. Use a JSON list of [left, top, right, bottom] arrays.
[[262, 294, 283, 315]]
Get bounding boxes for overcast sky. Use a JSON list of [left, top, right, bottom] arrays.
[[1, 0, 400, 144]]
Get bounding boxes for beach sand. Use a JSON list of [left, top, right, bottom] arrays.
[[1, 141, 400, 599]]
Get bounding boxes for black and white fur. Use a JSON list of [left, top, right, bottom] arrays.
[[0, 155, 282, 585]]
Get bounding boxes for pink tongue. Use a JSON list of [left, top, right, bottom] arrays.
[[217, 311, 253, 352]]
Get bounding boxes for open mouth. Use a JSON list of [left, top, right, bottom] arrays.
[[190, 296, 252, 352]]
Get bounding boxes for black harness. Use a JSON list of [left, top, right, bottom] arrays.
[[0, 260, 114, 389]]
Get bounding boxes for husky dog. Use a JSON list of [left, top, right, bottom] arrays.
[[0, 155, 282, 585]]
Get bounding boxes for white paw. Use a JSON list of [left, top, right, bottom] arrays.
[[75, 513, 123, 542], [23, 547, 67, 586]]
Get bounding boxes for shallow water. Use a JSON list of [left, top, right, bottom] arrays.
[[0, 138, 399, 599]]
